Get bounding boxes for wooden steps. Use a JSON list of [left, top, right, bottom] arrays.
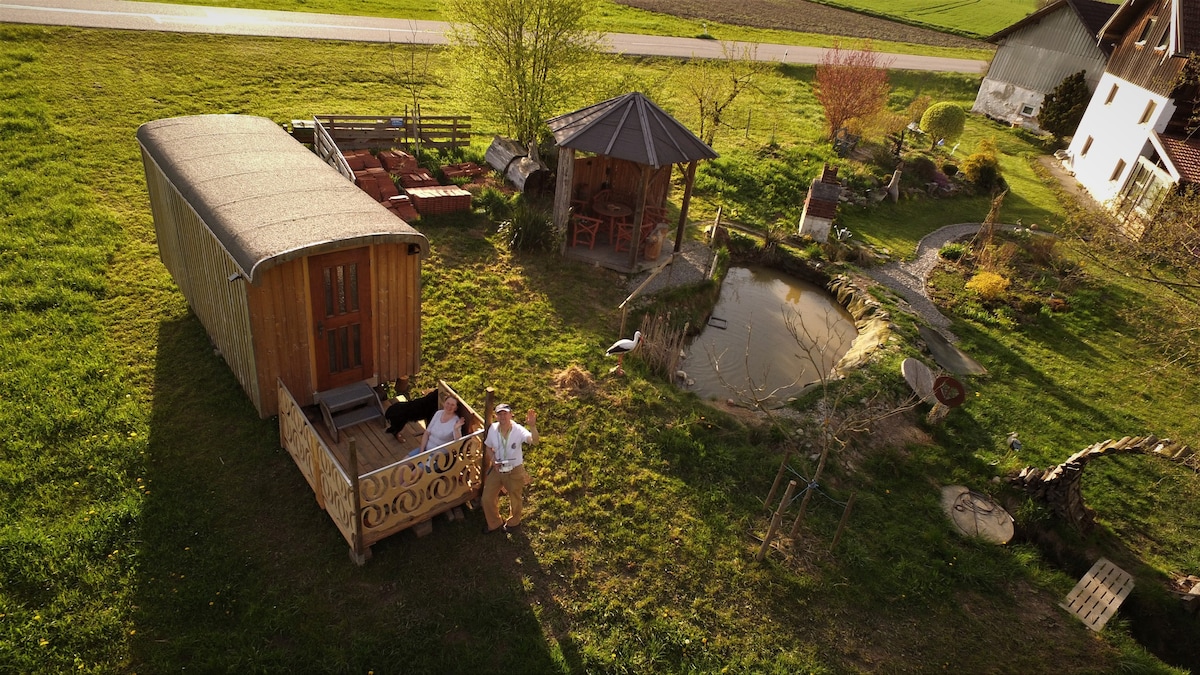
[[318, 381, 384, 443]]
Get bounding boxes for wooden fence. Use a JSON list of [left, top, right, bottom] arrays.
[[277, 378, 487, 564], [314, 114, 472, 151]]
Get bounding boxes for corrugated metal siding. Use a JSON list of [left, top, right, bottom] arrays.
[[372, 243, 421, 382], [141, 148, 261, 413], [987, 9, 1110, 91], [1106, 0, 1184, 95], [247, 258, 313, 416]]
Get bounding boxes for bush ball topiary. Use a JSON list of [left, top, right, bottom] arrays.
[[920, 103, 966, 149]]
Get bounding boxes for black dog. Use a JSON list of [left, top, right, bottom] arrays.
[[384, 389, 439, 436]]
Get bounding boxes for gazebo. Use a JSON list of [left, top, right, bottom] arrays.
[[548, 92, 718, 274]]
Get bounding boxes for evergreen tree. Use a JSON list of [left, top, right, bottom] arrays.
[[1038, 70, 1091, 141]]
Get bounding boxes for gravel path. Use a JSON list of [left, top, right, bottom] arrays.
[[864, 222, 986, 342]]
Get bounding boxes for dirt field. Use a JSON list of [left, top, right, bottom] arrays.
[[615, 0, 985, 49]]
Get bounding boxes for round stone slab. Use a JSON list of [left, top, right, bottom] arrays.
[[901, 357, 935, 402], [940, 485, 1014, 544]]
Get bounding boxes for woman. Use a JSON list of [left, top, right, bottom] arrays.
[[414, 395, 463, 457]]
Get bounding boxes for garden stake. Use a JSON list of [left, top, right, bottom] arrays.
[[764, 450, 792, 512], [757, 480, 797, 561], [831, 492, 857, 551]]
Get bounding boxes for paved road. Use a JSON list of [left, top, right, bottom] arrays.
[[0, 0, 989, 74]]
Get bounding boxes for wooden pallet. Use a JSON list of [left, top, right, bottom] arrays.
[[1060, 557, 1134, 631]]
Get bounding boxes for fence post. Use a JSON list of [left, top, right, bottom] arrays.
[[348, 438, 370, 565], [757, 480, 797, 561]]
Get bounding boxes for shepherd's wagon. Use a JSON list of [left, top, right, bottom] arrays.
[[139, 114, 485, 562]]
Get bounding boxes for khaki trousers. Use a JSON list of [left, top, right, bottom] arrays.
[[482, 464, 528, 530]]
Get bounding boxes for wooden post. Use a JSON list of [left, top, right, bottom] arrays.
[[555, 147, 576, 254], [831, 492, 857, 551], [674, 161, 699, 254], [348, 437, 370, 565], [764, 450, 792, 512], [757, 480, 797, 561], [789, 484, 814, 539], [627, 164, 651, 270]]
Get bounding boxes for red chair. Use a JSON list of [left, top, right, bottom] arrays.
[[571, 213, 604, 249]]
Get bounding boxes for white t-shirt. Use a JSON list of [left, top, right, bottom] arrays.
[[425, 412, 462, 449], [485, 422, 532, 470]]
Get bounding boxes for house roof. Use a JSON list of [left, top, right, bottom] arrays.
[[988, 0, 1119, 44], [137, 115, 427, 284], [1100, 0, 1200, 52], [1157, 133, 1200, 182], [546, 92, 718, 169]]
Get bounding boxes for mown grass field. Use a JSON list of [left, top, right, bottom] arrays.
[[815, 0, 1038, 38], [2, 23, 1197, 674]]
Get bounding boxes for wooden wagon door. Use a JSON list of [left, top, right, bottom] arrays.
[[309, 247, 374, 391]]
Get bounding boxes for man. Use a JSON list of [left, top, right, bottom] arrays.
[[481, 403, 538, 534]]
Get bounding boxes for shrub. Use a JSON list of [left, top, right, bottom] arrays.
[[939, 242, 968, 261], [978, 241, 1019, 274], [498, 200, 557, 252], [905, 154, 938, 182], [1038, 70, 1090, 142], [920, 102, 966, 149], [966, 271, 1011, 301], [942, 163, 958, 177], [475, 186, 514, 221], [961, 139, 1004, 191]]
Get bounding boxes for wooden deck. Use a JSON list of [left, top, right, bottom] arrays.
[[563, 235, 676, 274], [304, 405, 422, 475]]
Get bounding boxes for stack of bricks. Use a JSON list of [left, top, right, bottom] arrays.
[[343, 149, 411, 219], [378, 150, 419, 174], [405, 185, 473, 216], [397, 168, 439, 189], [383, 195, 420, 222], [441, 162, 486, 180]]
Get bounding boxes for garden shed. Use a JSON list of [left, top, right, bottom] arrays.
[[548, 92, 718, 274], [137, 114, 429, 419]]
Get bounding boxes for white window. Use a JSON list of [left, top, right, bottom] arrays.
[[1110, 159, 1127, 181], [1020, 104, 1036, 117], [1081, 136, 1094, 156], [1105, 84, 1119, 104], [1139, 100, 1157, 124]]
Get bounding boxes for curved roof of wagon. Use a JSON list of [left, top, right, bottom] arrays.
[[137, 114, 428, 284]]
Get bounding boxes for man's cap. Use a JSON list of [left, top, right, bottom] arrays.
[[495, 403, 512, 413]]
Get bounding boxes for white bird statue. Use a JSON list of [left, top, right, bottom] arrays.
[[605, 331, 642, 375]]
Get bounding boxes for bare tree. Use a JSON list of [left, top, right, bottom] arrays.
[[444, 0, 600, 145], [814, 42, 893, 140], [680, 42, 769, 146], [388, 28, 434, 154]]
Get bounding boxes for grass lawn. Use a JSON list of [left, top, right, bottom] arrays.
[[814, 0, 1037, 39], [2, 24, 1197, 673]]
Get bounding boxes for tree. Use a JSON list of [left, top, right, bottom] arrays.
[[681, 42, 768, 146], [444, 0, 600, 145], [813, 42, 893, 140], [1038, 70, 1090, 142], [920, 102, 965, 149]]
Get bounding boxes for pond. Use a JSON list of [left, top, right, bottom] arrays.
[[681, 266, 858, 405]]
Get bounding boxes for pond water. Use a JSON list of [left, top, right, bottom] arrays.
[[681, 266, 858, 404]]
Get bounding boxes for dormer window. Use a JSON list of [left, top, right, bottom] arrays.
[[1156, 25, 1170, 50], [1137, 17, 1156, 44]]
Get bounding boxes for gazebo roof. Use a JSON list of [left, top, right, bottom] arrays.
[[546, 92, 718, 169]]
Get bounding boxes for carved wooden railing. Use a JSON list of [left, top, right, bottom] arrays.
[[358, 430, 486, 547], [278, 379, 361, 552]]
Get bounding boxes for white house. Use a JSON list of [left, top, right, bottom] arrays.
[[1064, 0, 1200, 233], [973, 0, 1118, 133]]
